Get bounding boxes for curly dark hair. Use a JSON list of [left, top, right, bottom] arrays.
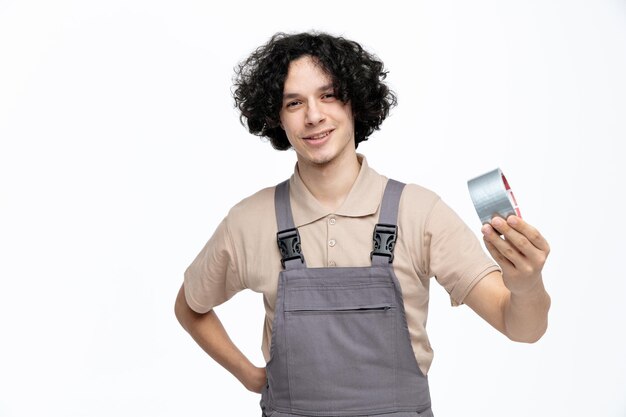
[[232, 32, 397, 150]]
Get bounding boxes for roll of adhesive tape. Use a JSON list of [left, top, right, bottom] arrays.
[[467, 168, 521, 225]]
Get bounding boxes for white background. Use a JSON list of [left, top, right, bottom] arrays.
[[1, 0, 625, 416]]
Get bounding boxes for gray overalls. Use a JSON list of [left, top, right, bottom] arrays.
[[260, 179, 433, 417]]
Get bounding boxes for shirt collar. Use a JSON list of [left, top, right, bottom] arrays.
[[288, 154, 385, 227]]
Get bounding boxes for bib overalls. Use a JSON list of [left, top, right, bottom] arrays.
[[260, 179, 433, 417]]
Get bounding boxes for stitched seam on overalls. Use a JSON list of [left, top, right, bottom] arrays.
[[393, 266, 399, 409], [283, 277, 294, 411]]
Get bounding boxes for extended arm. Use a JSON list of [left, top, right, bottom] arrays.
[[464, 215, 551, 342], [174, 284, 266, 392]]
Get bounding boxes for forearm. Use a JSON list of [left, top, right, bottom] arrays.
[[502, 277, 551, 343], [174, 285, 265, 391], [179, 307, 253, 380]]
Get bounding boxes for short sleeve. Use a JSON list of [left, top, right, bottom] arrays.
[[183, 216, 244, 313], [425, 198, 501, 306]]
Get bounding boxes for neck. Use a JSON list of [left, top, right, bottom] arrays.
[[296, 152, 361, 213]]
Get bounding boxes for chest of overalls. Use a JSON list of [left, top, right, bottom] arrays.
[[261, 180, 433, 417]]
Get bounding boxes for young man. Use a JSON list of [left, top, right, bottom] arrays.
[[174, 32, 551, 416]]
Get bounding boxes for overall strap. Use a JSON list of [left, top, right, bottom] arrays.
[[274, 180, 306, 270], [371, 179, 406, 266]]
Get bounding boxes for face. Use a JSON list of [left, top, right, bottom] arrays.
[[279, 55, 355, 168]]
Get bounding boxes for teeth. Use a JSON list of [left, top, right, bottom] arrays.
[[308, 131, 330, 140]]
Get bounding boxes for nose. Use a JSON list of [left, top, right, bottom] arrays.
[[305, 101, 325, 126]]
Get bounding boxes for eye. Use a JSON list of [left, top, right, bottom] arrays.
[[285, 100, 301, 109], [322, 92, 336, 100]]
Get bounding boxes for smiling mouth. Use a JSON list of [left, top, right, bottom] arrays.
[[303, 129, 334, 140]]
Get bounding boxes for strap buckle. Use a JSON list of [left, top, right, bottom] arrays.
[[370, 223, 398, 263], [277, 228, 304, 267]]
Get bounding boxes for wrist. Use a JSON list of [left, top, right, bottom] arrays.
[[507, 273, 545, 297], [232, 357, 255, 383], [508, 276, 549, 305]]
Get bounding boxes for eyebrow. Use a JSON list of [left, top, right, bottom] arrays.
[[283, 84, 334, 100]]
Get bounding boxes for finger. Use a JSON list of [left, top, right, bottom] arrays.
[[506, 215, 550, 254], [492, 216, 539, 260], [482, 233, 514, 270], [482, 223, 521, 267]]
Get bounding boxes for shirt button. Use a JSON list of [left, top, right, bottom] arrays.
[[329, 217, 336, 225], [329, 261, 336, 267], [328, 239, 336, 247]]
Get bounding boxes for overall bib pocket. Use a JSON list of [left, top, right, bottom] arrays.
[[283, 283, 398, 412]]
